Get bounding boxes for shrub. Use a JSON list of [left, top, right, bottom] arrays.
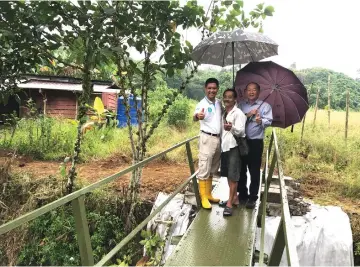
[[167, 96, 190, 128], [15, 193, 152, 266]]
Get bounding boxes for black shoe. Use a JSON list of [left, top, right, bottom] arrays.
[[246, 199, 256, 209], [239, 198, 248, 206], [219, 200, 227, 207]]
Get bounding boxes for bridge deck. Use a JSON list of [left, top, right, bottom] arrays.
[[165, 177, 260, 266]]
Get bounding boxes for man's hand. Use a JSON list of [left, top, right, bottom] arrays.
[[224, 122, 232, 131], [255, 112, 262, 124], [197, 108, 205, 120], [247, 109, 257, 118]]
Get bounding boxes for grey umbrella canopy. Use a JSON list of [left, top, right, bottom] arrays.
[[191, 28, 278, 84]]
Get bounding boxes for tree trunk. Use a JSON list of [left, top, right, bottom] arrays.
[[66, 50, 92, 194]]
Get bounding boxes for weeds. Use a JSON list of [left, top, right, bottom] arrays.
[[0, 166, 152, 266], [278, 109, 360, 200]]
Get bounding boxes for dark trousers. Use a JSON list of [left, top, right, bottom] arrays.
[[237, 139, 264, 201]]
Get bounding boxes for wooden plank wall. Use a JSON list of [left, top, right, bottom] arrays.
[[19, 90, 118, 119], [102, 93, 118, 112]]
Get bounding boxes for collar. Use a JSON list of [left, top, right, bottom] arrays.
[[246, 99, 261, 105], [205, 96, 217, 104], [224, 104, 237, 115]]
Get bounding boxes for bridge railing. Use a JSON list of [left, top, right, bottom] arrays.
[[257, 129, 300, 266], [0, 136, 200, 266]]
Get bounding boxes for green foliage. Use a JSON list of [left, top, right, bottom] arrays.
[[147, 76, 191, 129], [139, 230, 165, 266], [163, 68, 235, 101], [165, 67, 360, 112], [111, 256, 132, 267], [148, 78, 175, 122], [294, 68, 360, 111], [167, 96, 190, 128], [17, 209, 80, 266], [1, 116, 76, 160], [16, 195, 149, 266], [355, 242, 360, 256], [0, 117, 130, 161]]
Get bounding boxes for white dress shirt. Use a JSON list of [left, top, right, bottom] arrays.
[[194, 97, 222, 135], [221, 105, 247, 152]]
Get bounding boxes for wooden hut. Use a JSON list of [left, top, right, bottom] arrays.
[[3, 74, 120, 119]]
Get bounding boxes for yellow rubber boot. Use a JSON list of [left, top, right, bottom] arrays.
[[207, 178, 220, 203], [198, 180, 212, 209]]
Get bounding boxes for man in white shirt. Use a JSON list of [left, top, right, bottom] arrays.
[[193, 78, 222, 209]]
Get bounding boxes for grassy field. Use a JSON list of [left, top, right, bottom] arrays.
[[277, 109, 360, 260], [278, 109, 360, 204]]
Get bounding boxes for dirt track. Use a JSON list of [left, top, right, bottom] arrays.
[[0, 153, 193, 201]]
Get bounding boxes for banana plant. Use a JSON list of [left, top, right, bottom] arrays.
[[81, 97, 117, 134]]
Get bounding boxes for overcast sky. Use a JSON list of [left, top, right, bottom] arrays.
[[130, 0, 360, 78]]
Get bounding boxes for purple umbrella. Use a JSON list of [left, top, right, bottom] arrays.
[[234, 61, 309, 128]]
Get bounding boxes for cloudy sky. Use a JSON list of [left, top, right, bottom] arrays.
[[130, 0, 360, 78]]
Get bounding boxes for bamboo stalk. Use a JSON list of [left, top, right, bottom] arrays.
[[327, 74, 331, 127], [313, 86, 320, 127], [345, 90, 349, 143], [300, 113, 306, 143]]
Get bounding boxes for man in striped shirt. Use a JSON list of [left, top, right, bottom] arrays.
[[238, 82, 273, 209]]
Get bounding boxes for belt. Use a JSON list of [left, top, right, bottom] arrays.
[[201, 130, 220, 137]]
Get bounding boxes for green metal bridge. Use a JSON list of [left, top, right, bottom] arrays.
[[0, 129, 299, 266]]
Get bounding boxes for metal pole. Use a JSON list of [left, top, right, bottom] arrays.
[[186, 142, 201, 208], [72, 196, 94, 266]]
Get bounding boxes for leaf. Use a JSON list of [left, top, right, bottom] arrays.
[[94, 97, 105, 115], [233, 3, 240, 11], [1, 93, 9, 106], [236, 0, 244, 8], [249, 11, 257, 17], [14, 94, 21, 105], [264, 6, 275, 16], [129, 60, 137, 69], [140, 230, 147, 238], [167, 68, 174, 77], [224, 0, 232, 7], [59, 164, 66, 177], [127, 39, 135, 47], [111, 46, 124, 53], [169, 21, 177, 33], [257, 3, 264, 10], [103, 7, 116, 15], [185, 40, 193, 51]]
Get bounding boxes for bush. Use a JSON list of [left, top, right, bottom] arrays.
[[15, 193, 152, 266], [167, 96, 190, 128]]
